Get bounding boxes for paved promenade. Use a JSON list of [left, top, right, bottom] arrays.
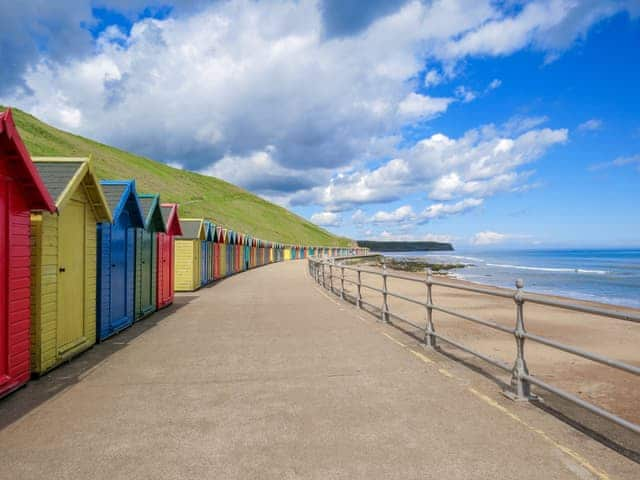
[[1, 261, 638, 479]]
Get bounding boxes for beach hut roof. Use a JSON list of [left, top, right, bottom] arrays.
[[99, 180, 144, 227], [160, 203, 183, 236], [137, 193, 166, 233], [0, 109, 56, 212], [33, 157, 112, 222], [203, 220, 214, 241], [178, 218, 206, 240]]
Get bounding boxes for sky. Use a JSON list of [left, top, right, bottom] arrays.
[[1, 0, 639, 249]]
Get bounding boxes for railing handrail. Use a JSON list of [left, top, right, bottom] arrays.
[[307, 255, 640, 435]]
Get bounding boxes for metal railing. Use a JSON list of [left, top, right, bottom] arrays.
[[308, 255, 640, 435]]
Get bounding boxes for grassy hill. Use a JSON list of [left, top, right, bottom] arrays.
[[2, 106, 350, 246]]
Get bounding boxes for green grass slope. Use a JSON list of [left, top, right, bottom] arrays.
[[2, 107, 350, 246]]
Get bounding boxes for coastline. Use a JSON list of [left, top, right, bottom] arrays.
[[371, 249, 640, 309]]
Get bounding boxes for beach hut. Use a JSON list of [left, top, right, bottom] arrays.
[[207, 223, 215, 282], [97, 180, 145, 341], [225, 230, 233, 276], [235, 233, 242, 272], [213, 225, 222, 279], [226, 230, 233, 275], [134, 193, 165, 321], [201, 220, 212, 286], [0, 110, 56, 396], [252, 238, 257, 267], [219, 228, 228, 277], [243, 235, 250, 270], [174, 219, 205, 291], [157, 203, 182, 310], [30, 157, 112, 374]]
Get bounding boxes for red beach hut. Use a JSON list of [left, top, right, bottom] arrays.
[[156, 203, 182, 310], [0, 109, 56, 397]]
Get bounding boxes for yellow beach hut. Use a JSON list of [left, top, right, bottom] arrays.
[[30, 157, 112, 374], [174, 218, 205, 292]]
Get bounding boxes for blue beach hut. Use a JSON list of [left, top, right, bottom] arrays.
[[97, 180, 145, 341]]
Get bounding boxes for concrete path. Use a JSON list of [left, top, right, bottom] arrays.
[[1, 261, 638, 479]]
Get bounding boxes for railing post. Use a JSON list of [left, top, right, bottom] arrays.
[[340, 266, 345, 299], [424, 268, 436, 347], [507, 279, 532, 401], [356, 269, 362, 309], [329, 260, 334, 293], [381, 261, 390, 323], [321, 262, 326, 288]]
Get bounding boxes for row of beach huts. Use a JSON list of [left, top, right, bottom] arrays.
[[0, 109, 367, 399]]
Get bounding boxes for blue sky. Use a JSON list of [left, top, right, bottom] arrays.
[[1, 1, 639, 248]]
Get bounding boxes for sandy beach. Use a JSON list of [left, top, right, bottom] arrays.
[[331, 262, 640, 433]]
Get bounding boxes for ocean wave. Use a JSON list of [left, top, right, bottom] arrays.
[[485, 263, 608, 274]]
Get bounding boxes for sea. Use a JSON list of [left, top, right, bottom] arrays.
[[382, 249, 640, 308]]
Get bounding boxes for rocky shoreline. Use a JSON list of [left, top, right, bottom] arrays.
[[345, 254, 467, 274]]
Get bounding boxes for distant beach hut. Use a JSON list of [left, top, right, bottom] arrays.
[[213, 225, 222, 279], [156, 203, 182, 310], [236, 233, 243, 271], [235, 233, 243, 271], [30, 157, 112, 374], [134, 193, 165, 321], [226, 230, 233, 275], [97, 180, 145, 341], [201, 220, 213, 286], [249, 237, 256, 267], [227, 230, 234, 275], [175, 219, 206, 291], [219, 228, 228, 277], [243, 235, 251, 270], [0, 110, 56, 396], [207, 222, 215, 282]]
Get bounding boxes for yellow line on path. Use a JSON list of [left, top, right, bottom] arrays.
[[382, 332, 407, 348], [467, 388, 611, 480], [409, 349, 434, 365]]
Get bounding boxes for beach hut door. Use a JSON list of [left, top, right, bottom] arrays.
[[158, 235, 167, 303], [0, 180, 7, 380], [109, 214, 128, 328], [57, 200, 86, 351], [140, 230, 153, 312]]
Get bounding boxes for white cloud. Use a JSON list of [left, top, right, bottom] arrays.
[[577, 118, 603, 132], [470, 230, 531, 245], [397, 93, 454, 119], [488, 78, 502, 90], [455, 86, 476, 103], [367, 230, 454, 243], [290, 122, 567, 211], [310, 211, 342, 227], [470, 231, 508, 245], [371, 205, 416, 223], [0, 0, 624, 210], [424, 69, 443, 87], [351, 209, 368, 224], [421, 198, 483, 220], [589, 154, 640, 172]]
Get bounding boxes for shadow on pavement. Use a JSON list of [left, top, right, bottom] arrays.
[[0, 295, 196, 430], [328, 285, 640, 464]]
